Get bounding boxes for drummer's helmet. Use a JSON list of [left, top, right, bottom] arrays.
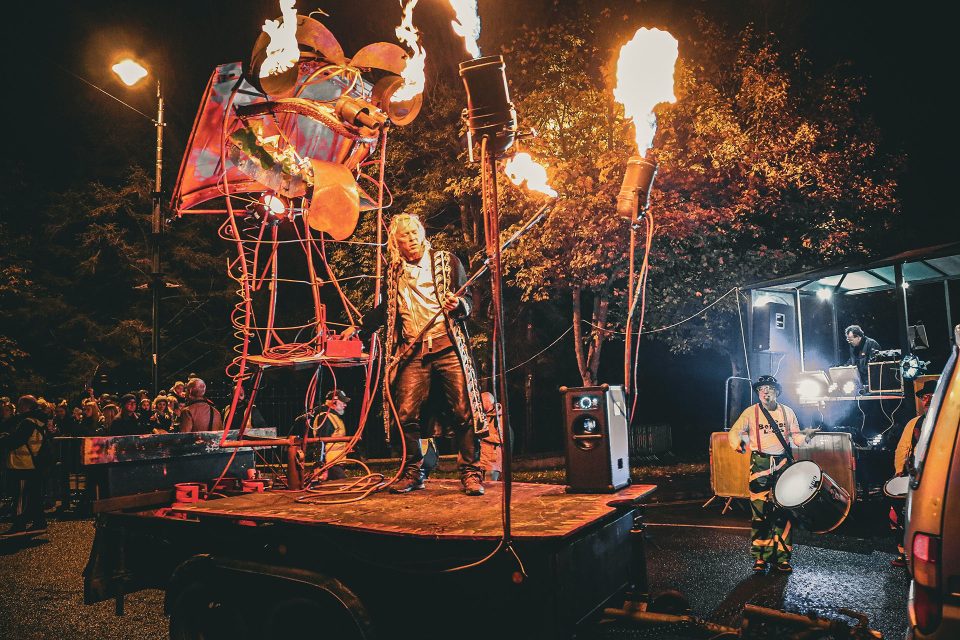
[[752, 375, 782, 395]]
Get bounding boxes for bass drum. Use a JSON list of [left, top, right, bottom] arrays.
[[773, 460, 852, 534], [883, 475, 910, 498]]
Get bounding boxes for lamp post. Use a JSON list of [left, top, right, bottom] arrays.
[[112, 59, 165, 396]]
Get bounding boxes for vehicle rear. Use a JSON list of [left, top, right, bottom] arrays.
[[905, 325, 960, 639]]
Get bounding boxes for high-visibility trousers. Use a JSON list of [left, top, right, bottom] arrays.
[[749, 451, 793, 562]]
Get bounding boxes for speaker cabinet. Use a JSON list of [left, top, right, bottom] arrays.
[[560, 384, 630, 493], [752, 302, 795, 353]]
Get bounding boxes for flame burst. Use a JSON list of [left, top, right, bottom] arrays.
[[393, 0, 426, 102], [504, 153, 557, 198], [613, 28, 678, 153], [448, 0, 481, 59], [260, 0, 300, 79]]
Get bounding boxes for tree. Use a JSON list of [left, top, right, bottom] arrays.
[[645, 19, 900, 375], [0, 166, 236, 396], [499, 19, 635, 385]]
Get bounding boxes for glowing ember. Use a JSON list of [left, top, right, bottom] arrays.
[[448, 0, 481, 59], [112, 59, 148, 86], [504, 152, 557, 198], [260, 0, 300, 79], [392, 0, 426, 103], [613, 28, 678, 153]]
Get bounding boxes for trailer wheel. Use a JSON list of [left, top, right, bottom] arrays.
[[169, 580, 250, 640], [265, 594, 371, 639]]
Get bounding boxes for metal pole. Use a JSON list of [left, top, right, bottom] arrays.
[[151, 80, 164, 396], [894, 263, 910, 354], [794, 289, 805, 371], [944, 280, 954, 347], [624, 222, 637, 394], [485, 144, 512, 542], [831, 296, 839, 365]]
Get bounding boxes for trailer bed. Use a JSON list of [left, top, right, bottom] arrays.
[[171, 480, 655, 540]]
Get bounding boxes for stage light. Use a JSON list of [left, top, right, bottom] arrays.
[[459, 55, 517, 157], [248, 192, 290, 224], [842, 380, 858, 395], [900, 354, 930, 380], [868, 434, 884, 447], [112, 59, 148, 86], [795, 371, 829, 402], [797, 379, 824, 401], [816, 288, 833, 301]]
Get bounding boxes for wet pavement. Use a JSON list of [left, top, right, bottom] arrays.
[[632, 501, 910, 639], [0, 493, 910, 639]]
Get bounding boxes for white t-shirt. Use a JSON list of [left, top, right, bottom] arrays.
[[398, 252, 446, 342]]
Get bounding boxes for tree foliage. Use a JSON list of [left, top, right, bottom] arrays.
[[646, 19, 900, 368]]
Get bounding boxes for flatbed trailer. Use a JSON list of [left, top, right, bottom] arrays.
[[84, 479, 655, 640]]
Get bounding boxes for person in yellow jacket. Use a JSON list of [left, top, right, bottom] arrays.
[[729, 375, 806, 573], [0, 395, 50, 536], [888, 379, 937, 567]]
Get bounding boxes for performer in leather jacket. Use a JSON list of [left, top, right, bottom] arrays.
[[345, 214, 486, 496]]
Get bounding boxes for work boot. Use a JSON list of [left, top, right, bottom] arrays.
[[390, 467, 425, 494], [461, 471, 485, 496], [752, 559, 767, 573]]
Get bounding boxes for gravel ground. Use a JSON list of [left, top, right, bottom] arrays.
[[0, 518, 167, 640]]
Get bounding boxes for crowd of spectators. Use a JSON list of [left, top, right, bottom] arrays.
[[0, 376, 241, 535], [0, 377, 231, 441]]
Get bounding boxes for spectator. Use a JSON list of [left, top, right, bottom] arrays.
[[170, 381, 187, 404], [0, 395, 51, 536], [223, 384, 266, 431], [150, 395, 174, 433], [53, 401, 74, 437], [110, 394, 147, 436], [1, 396, 17, 434], [78, 399, 104, 436], [179, 378, 223, 433], [168, 396, 183, 431], [479, 392, 503, 481], [100, 402, 119, 433]]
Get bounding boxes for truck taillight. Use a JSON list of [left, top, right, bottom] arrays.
[[912, 532, 940, 588], [911, 532, 942, 634]]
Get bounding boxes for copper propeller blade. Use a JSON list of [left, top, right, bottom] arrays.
[[306, 160, 360, 241]]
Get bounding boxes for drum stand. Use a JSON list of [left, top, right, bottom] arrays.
[[702, 494, 747, 515]]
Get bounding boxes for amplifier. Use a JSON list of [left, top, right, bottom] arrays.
[[867, 360, 902, 394]]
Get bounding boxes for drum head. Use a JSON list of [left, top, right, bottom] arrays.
[[884, 475, 910, 498], [774, 460, 822, 508]]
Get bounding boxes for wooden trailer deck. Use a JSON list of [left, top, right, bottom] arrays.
[[172, 479, 656, 540]]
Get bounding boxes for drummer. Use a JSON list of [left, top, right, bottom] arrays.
[[729, 375, 806, 574], [888, 378, 937, 567]]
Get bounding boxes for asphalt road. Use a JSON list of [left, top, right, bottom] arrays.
[[0, 498, 909, 639]]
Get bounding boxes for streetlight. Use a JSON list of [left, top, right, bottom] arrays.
[[112, 58, 165, 396]]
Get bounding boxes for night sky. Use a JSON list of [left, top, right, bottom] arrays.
[[8, 1, 951, 251]]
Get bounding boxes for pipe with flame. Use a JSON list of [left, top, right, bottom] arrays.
[[260, 0, 300, 79], [393, 0, 426, 103], [504, 152, 557, 198], [612, 28, 678, 218], [448, 0, 482, 59]]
